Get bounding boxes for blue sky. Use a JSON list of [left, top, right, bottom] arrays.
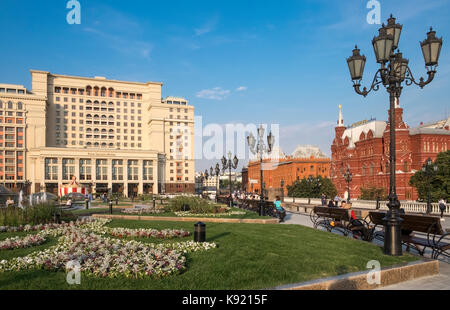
[[0, 0, 449, 171]]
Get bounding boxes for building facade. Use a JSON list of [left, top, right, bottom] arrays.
[[0, 70, 195, 196], [247, 145, 331, 195], [331, 103, 450, 200]]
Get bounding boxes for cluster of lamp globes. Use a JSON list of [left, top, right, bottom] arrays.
[[346, 14, 443, 91]]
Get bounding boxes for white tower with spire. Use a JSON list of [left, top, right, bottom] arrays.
[[338, 104, 344, 127]]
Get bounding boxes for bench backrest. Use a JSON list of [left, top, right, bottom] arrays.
[[369, 211, 444, 235], [314, 206, 350, 221]]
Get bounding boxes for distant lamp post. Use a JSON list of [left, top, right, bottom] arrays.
[[344, 168, 353, 202], [247, 125, 274, 216], [421, 158, 438, 214], [214, 163, 220, 202], [280, 179, 285, 201], [347, 15, 442, 256], [222, 152, 239, 208]]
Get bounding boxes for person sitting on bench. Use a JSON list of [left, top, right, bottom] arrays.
[[274, 196, 286, 223]]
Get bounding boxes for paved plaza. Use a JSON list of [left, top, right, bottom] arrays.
[[282, 211, 450, 290]]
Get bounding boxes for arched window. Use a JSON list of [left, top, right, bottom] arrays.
[[94, 101, 100, 105], [0, 100, 2, 108], [86, 114, 92, 118], [86, 100, 92, 105], [108, 115, 114, 120], [94, 128, 100, 133], [87, 142, 92, 146], [101, 101, 107, 106], [94, 142, 99, 147], [86, 128, 92, 132], [94, 115, 99, 119], [403, 161, 409, 172], [369, 163, 374, 176], [109, 129, 114, 133], [109, 143, 114, 148], [8, 101, 13, 109], [108, 102, 114, 106], [362, 165, 366, 176], [101, 129, 107, 133], [17, 102, 23, 110], [101, 143, 107, 148]]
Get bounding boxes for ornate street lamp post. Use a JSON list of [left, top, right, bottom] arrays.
[[344, 168, 353, 202], [421, 158, 438, 214], [247, 125, 275, 216], [222, 152, 239, 208], [347, 15, 442, 256]]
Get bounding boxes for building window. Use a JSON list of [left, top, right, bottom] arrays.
[[45, 158, 58, 180], [62, 158, 76, 180], [96, 159, 108, 180], [112, 160, 123, 181], [403, 161, 409, 172], [127, 160, 139, 181], [143, 160, 153, 181]]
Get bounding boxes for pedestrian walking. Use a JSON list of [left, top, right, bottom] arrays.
[[439, 198, 447, 220], [321, 193, 327, 206]]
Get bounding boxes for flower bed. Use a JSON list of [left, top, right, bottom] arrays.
[[0, 218, 97, 233], [174, 211, 247, 217], [0, 234, 47, 250], [121, 208, 164, 215], [0, 218, 216, 279], [100, 227, 190, 239]]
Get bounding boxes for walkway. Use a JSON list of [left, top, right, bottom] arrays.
[[282, 211, 450, 290]]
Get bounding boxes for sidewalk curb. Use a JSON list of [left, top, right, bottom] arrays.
[[272, 259, 438, 290]]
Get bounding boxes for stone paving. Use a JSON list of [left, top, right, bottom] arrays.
[[282, 211, 450, 290]]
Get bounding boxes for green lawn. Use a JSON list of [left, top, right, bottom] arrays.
[[0, 218, 417, 290]]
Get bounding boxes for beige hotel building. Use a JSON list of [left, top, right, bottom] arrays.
[[0, 70, 195, 196]]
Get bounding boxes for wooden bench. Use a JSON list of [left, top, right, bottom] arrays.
[[236, 199, 278, 218], [311, 207, 374, 241], [368, 211, 450, 259]]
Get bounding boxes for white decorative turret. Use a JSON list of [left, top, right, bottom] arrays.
[[338, 104, 344, 127], [395, 97, 400, 108]]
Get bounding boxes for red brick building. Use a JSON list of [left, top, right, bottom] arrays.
[[247, 146, 331, 195], [331, 102, 450, 200]]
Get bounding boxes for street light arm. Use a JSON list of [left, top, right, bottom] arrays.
[[353, 69, 385, 97], [404, 65, 436, 89]]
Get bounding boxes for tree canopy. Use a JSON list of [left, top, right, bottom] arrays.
[[287, 176, 337, 199], [409, 151, 450, 201]]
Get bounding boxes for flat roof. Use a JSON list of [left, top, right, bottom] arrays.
[[30, 70, 163, 86]]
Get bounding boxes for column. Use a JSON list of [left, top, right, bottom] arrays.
[[107, 158, 113, 193], [57, 157, 63, 189], [124, 159, 128, 197], [138, 159, 143, 195], [153, 160, 158, 195], [75, 157, 80, 181]]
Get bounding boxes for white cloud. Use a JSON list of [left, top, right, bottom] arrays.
[[196, 87, 230, 100], [236, 86, 248, 92], [194, 16, 219, 36]]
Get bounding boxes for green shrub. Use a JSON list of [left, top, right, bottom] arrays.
[[0, 203, 58, 226], [166, 196, 215, 214]]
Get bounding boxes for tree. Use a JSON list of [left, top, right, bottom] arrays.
[[287, 176, 337, 199], [409, 151, 450, 201], [220, 179, 242, 191]]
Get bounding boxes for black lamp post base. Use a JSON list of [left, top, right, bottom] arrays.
[[259, 203, 265, 217], [382, 213, 403, 256]]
